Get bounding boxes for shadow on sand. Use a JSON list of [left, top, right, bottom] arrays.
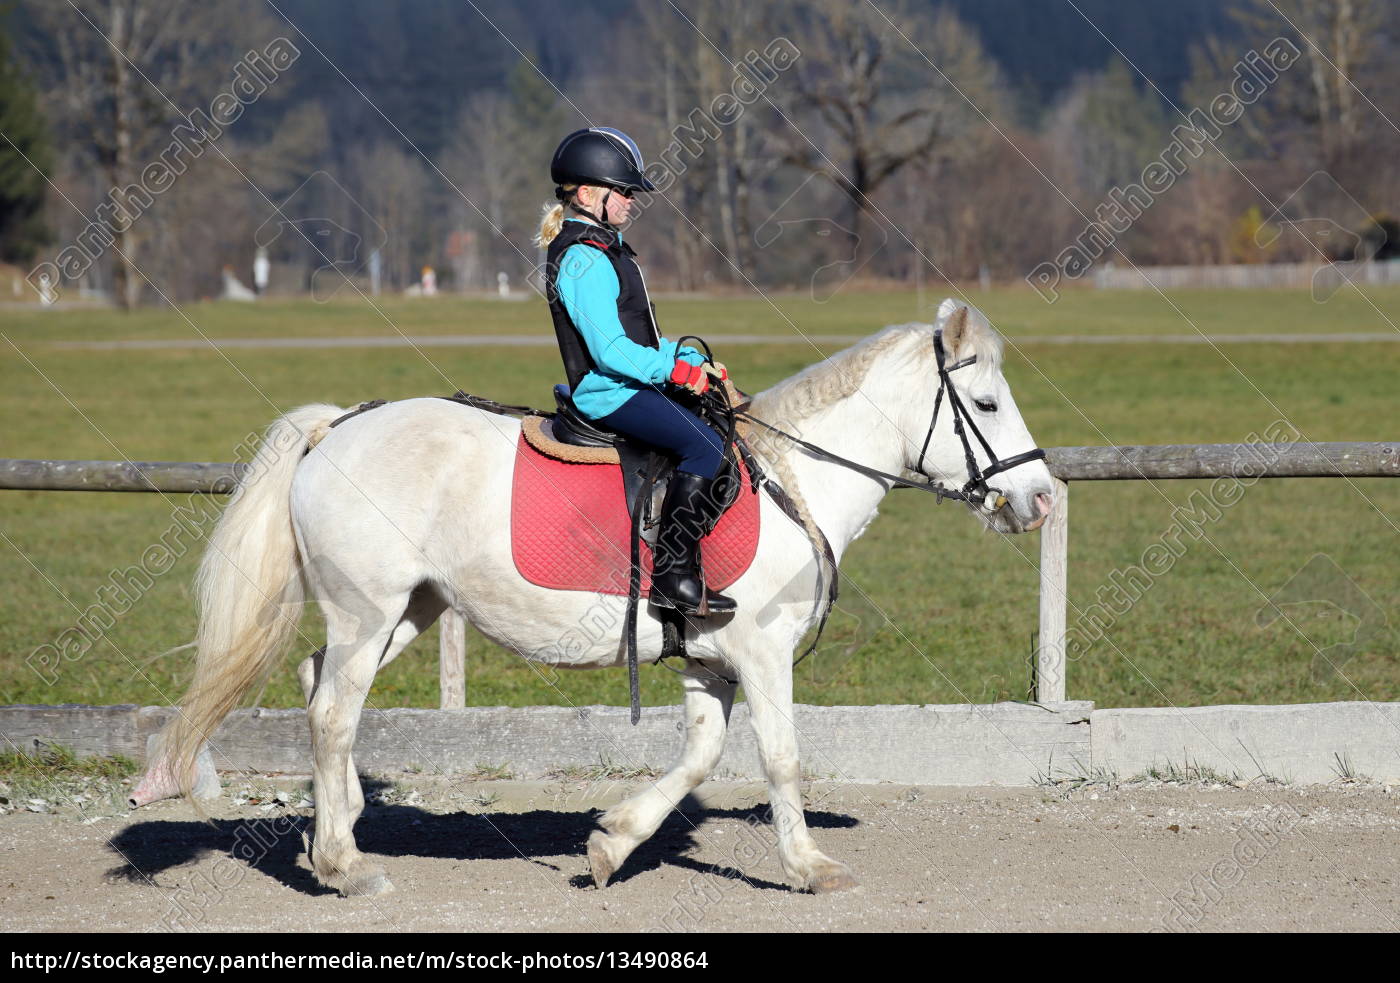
[[105, 781, 859, 897]]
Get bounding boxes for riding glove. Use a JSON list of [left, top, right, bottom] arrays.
[[669, 358, 711, 395]]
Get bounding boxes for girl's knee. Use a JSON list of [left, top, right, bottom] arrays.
[[681, 439, 723, 478]]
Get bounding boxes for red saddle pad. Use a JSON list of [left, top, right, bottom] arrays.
[[510, 433, 760, 595]]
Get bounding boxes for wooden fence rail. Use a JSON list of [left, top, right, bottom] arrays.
[[1034, 441, 1396, 701], [0, 459, 246, 493], [4, 441, 1396, 707]]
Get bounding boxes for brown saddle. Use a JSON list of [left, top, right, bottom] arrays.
[[521, 413, 622, 465], [524, 382, 752, 462]]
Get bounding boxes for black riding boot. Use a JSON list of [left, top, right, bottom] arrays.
[[649, 470, 737, 615]]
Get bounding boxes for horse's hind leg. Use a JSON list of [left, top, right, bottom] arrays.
[[306, 584, 425, 897], [298, 586, 447, 830], [589, 663, 736, 887], [298, 585, 447, 705]]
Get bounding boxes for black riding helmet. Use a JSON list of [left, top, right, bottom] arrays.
[[551, 127, 657, 193], [551, 128, 655, 230]]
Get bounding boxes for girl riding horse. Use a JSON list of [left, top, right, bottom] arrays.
[[536, 126, 735, 616]]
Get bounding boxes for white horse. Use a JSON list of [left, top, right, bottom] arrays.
[[137, 299, 1054, 897]]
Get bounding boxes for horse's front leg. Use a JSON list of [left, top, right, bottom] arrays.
[[589, 661, 736, 887], [738, 648, 859, 893]]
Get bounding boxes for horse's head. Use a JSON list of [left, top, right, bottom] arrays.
[[912, 299, 1055, 534]]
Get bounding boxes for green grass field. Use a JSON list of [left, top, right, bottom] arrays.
[[2, 285, 1397, 711]]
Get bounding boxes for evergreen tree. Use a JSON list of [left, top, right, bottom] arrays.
[[1070, 57, 1170, 195], [506, 56, 566, 162], [0, 23, 51, 263]]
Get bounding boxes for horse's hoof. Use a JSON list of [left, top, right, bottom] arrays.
[[587, 831, 616, 888], [330, 864, 395, 898], [806, 864, 860, 894]]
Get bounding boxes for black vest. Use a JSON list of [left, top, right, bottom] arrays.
[[545, 221, 660, 391]]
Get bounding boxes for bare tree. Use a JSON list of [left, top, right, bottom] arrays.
[[768, 0, 1006, 259], [622, 3, 710, 291], [1243, 0, 1384, 154], [1187, 0, 1397, 164], [1044, 58, 1170, 201], [347, 141, 432, 290], [439, 91, 521, 288], [1180, 0, 1400, 261], [22, 0, 278, 308], [691, 0, 784, 284]]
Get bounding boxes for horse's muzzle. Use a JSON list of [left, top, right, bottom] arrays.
[[1022, 491, 1054, 531]]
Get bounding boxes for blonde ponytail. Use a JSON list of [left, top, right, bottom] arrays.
[[534, 184, 579, 247]]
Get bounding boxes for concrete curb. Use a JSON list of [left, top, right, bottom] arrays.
[[3, 702, 1092, 786], [1092, 702, 1400, 785], [4, 700, 1396, 786]]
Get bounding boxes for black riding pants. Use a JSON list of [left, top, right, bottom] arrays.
[[596, 388, 725, 478]]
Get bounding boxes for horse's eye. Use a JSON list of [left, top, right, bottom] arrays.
[[974, 399, 998, 413]]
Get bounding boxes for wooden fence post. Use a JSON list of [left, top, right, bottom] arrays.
[[439, 610, 466, 710], [1036, 478, 1069, 704]]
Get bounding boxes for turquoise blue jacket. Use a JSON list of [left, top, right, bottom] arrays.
[[554, 218, 703, 419]]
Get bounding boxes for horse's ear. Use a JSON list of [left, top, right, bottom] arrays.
[[943, 306, 969, 353]]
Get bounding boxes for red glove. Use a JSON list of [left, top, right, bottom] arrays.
[[670, 358, 710, 394]]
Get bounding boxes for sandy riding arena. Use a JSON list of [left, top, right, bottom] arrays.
[[3, 774, 1398, 933]]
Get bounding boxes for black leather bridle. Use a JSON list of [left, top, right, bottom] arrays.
[[912, 327, 1049, 508], [735, 326, 1047, 512]]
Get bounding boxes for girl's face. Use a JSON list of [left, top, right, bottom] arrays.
[[579, 184, 636, 226]]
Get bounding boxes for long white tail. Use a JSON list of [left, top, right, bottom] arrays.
[[165, 403, 346, 800]]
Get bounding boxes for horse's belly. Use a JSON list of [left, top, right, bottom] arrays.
[[457, 571, 658, 671]]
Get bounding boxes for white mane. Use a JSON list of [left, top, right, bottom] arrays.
[[749, 304, 1005, 424]]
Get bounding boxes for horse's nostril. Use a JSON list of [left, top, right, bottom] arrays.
[[1034, 492, 1053, 517]]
